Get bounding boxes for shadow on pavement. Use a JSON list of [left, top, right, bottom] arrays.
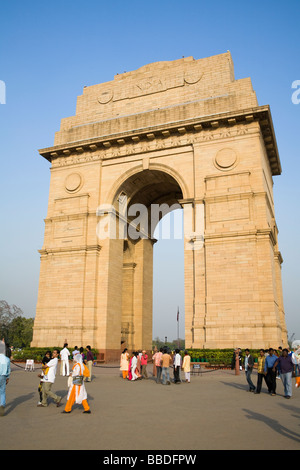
[[243, 408, 300, 444]]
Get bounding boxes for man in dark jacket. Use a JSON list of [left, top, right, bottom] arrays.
[[273, 348, 294, 398], [244, 349, 256, 392]]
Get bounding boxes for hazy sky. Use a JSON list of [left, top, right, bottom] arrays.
[[0, 0, 299, 342]]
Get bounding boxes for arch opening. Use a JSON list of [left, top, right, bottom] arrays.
[[112, 169, 184, 241], [113, 170, 184, 352], [153, 208, 185, 346]]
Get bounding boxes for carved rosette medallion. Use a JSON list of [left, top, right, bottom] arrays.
[[214, 148, 238, 170], [98, 90, 114, 104], [64, 173, 83, 193]]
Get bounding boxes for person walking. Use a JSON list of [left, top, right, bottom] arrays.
[[273, 348, 294, 399], [137, 351, 142, 377], [63, 353, 91, 413], [129, 351, 140, 381], [37, 350, 51, 405], [141, 350, 148, 379], [152, 346, 158, 377], [264, 348, 278, 395], [38, 349, 62, 408], [292, 347, 300, 380], [85, 345, 93, 382], [120, 348, 130, 379], [173, 349, 182, 383], [72, 346, 79, 360], [244, 349, 256, 392], [60, 343, 70, 377], [276, 347, 282, 380], [161, 348, 172, 385], [255, 349, 267, 394], [0, 340, 10, 417], [79, 347, 86, 363], [152, 348, 163, 384], [182, 350, 191, 383]]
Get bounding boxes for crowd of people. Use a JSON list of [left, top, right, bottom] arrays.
[[36, 343, 93, 413], [120, 347, 191, 384], [233, 346, 300, 399], [1, 339, 300, 418], [0, 341, 94, 417], [121, 345, 300, 399]]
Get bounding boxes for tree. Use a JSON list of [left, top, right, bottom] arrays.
[[9, 317, 34, 348], [152, 336, 185, 351], [0, 300, 33, 347], [0, 300, 23, 342]]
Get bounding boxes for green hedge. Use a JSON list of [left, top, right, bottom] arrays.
[[11, 347, 98, 362], [186, 349, 261, 365]]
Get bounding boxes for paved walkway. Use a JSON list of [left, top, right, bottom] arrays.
[[1, 361, 300, 451]]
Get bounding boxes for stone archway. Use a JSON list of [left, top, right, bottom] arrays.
[[32, 52, 288, 360], [109, 169, 184, 352]]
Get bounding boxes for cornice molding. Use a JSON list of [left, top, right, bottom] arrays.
[[39, 244, 101, 256], [39, 105, 281, 176]]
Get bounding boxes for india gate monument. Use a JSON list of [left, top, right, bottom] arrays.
[[32, 52, 288, 360]]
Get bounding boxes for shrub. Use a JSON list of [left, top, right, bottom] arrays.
[[11, 347, 98, 362], [186, 348, 261, 365]]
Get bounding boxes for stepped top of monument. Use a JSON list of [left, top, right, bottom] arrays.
[[53, 51, 258, 145], [39, 52, 281, 176]]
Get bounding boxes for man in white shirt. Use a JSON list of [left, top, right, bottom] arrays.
[[173, 349, 182, 383], [60, 343, 70, 376], [38, 349, 62, 408]]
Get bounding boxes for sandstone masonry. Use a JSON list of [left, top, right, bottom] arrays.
[[32, 52, 288, 360]]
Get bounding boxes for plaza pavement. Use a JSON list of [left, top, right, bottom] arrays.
[[1, 361, 300, 451]]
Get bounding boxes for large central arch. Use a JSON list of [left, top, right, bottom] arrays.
[[108, 168, 184, 351], [32, 53, 288, 360]]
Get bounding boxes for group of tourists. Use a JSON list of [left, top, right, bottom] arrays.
[[36, 344, 93, 414], [1, 338, 300, 418], [120, 349, 148, 381], [120, 347, 191, 384], [58, 344, 94, 382], [240, 346, 300, 399], [120, 344, 300, 398], [36, 346, 92, 413], [0, 341, 95, 417]]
